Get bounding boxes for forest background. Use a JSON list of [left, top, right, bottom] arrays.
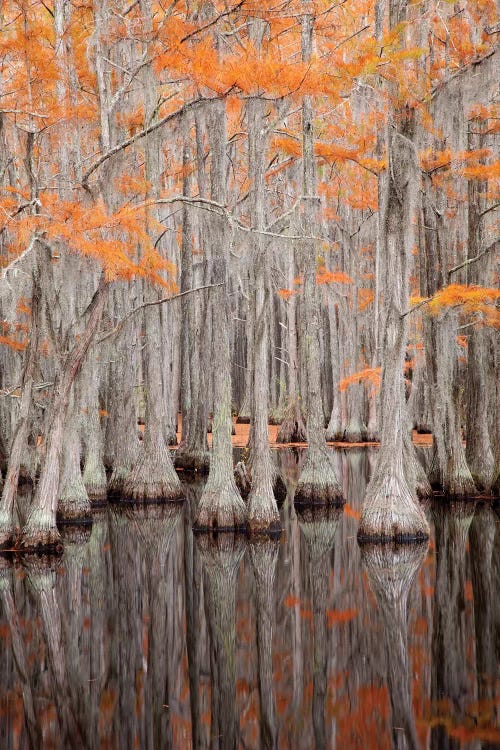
[[0, 0, 498, 550]]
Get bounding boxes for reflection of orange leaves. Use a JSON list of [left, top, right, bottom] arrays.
[[344, 504, 361, 520], [464, 580, 473, 602], [284, 594, 301, 608], [326, 608, 358, 627]]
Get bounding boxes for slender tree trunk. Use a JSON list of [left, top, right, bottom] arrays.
[[295, 8, 343, 505], [193, 101, 246, 531], [422, 172, 476, 497], [246, 23, 281, 532], [81, 348, 107, 504], [57, 395, 92, 522], [0, 278, 40, 547], [358, 0, 429, 540], [18, 276, 108, 551], [465, 121, 494, 491]]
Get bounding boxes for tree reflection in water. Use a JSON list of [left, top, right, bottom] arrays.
[[0, 450, 498, 749], [361, 541, 428, 750]]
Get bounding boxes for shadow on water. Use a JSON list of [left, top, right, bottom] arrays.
[[0, 448, 499, 749]]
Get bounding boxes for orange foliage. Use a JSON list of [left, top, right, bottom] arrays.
[[326, 608, 358, 626], [339, 367, 381, 392]]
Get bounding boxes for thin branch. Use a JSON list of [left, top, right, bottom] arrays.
[[448, 241, 497, 277], [180, 1, 246, 43], [400, 297, 431, 319], [81, 95, 227, 188], [97, 283, 223, 343]]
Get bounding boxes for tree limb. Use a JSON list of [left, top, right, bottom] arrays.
[[97, 283, 223, 343], [448, 241, 497, 277]]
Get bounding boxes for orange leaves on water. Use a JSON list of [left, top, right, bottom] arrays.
[[339, 367, 381, 392]]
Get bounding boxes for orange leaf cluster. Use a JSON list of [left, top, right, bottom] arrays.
[[339, 367, 381, 392]]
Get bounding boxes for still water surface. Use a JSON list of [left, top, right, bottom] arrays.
[[0, 448, 499, 749]]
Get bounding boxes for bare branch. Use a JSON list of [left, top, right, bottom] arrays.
[[97, 283, 223, 343], [81, 95, 227, 188], [448, 241, 498, 277]]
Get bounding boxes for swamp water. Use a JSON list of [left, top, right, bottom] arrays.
[[0, 447, 499, 749]]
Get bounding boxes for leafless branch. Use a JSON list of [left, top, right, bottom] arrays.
[[98, 283, 223, 343]]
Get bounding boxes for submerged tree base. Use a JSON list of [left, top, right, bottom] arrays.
[[57, 493, 92, 525], [193, 484, 247, 533], [294, 449, 344, 506], [358, 471, 430, 542], [234, 461, 287, 507], [174, 449, 210, 473], [0, 528, 16, 550], [277, 403, 307, 444], [16, 527, 63, 555]]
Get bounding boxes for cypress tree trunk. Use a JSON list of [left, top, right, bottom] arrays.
[[81, 349, 107, 504], [57, 396, 92, 523], [122, 0, 183, 503], [277, 242, 307, 444], [358, 0, 429, 540], [0, 278, 40, 547], [193, 100, 246, 531], [18, 276, 108, 552], [295, 8, 343, 505], [246, 22, 281, 533], [105, 288, 140, 496], [422, 171, 476, 497], [465, 121, 494, 491], [175, 117, 210, 473]]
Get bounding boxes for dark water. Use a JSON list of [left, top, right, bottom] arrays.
[[0, 448, 499, 750]]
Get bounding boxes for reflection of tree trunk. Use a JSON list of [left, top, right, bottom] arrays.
[[0, 560, 39, 749], [431, 501, 475, 750], [59, 525, 92, 739], [87, 512, 112, 749], [197, 533, 246, 750], [24, 557, 85, 746], [469, 503, 497, 746], [298, 505, 342, 750], [141, 503, 183, 749], [183, 479, 206, 750], [361, 542, 427, 750], [249, 538, 279, 750]]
